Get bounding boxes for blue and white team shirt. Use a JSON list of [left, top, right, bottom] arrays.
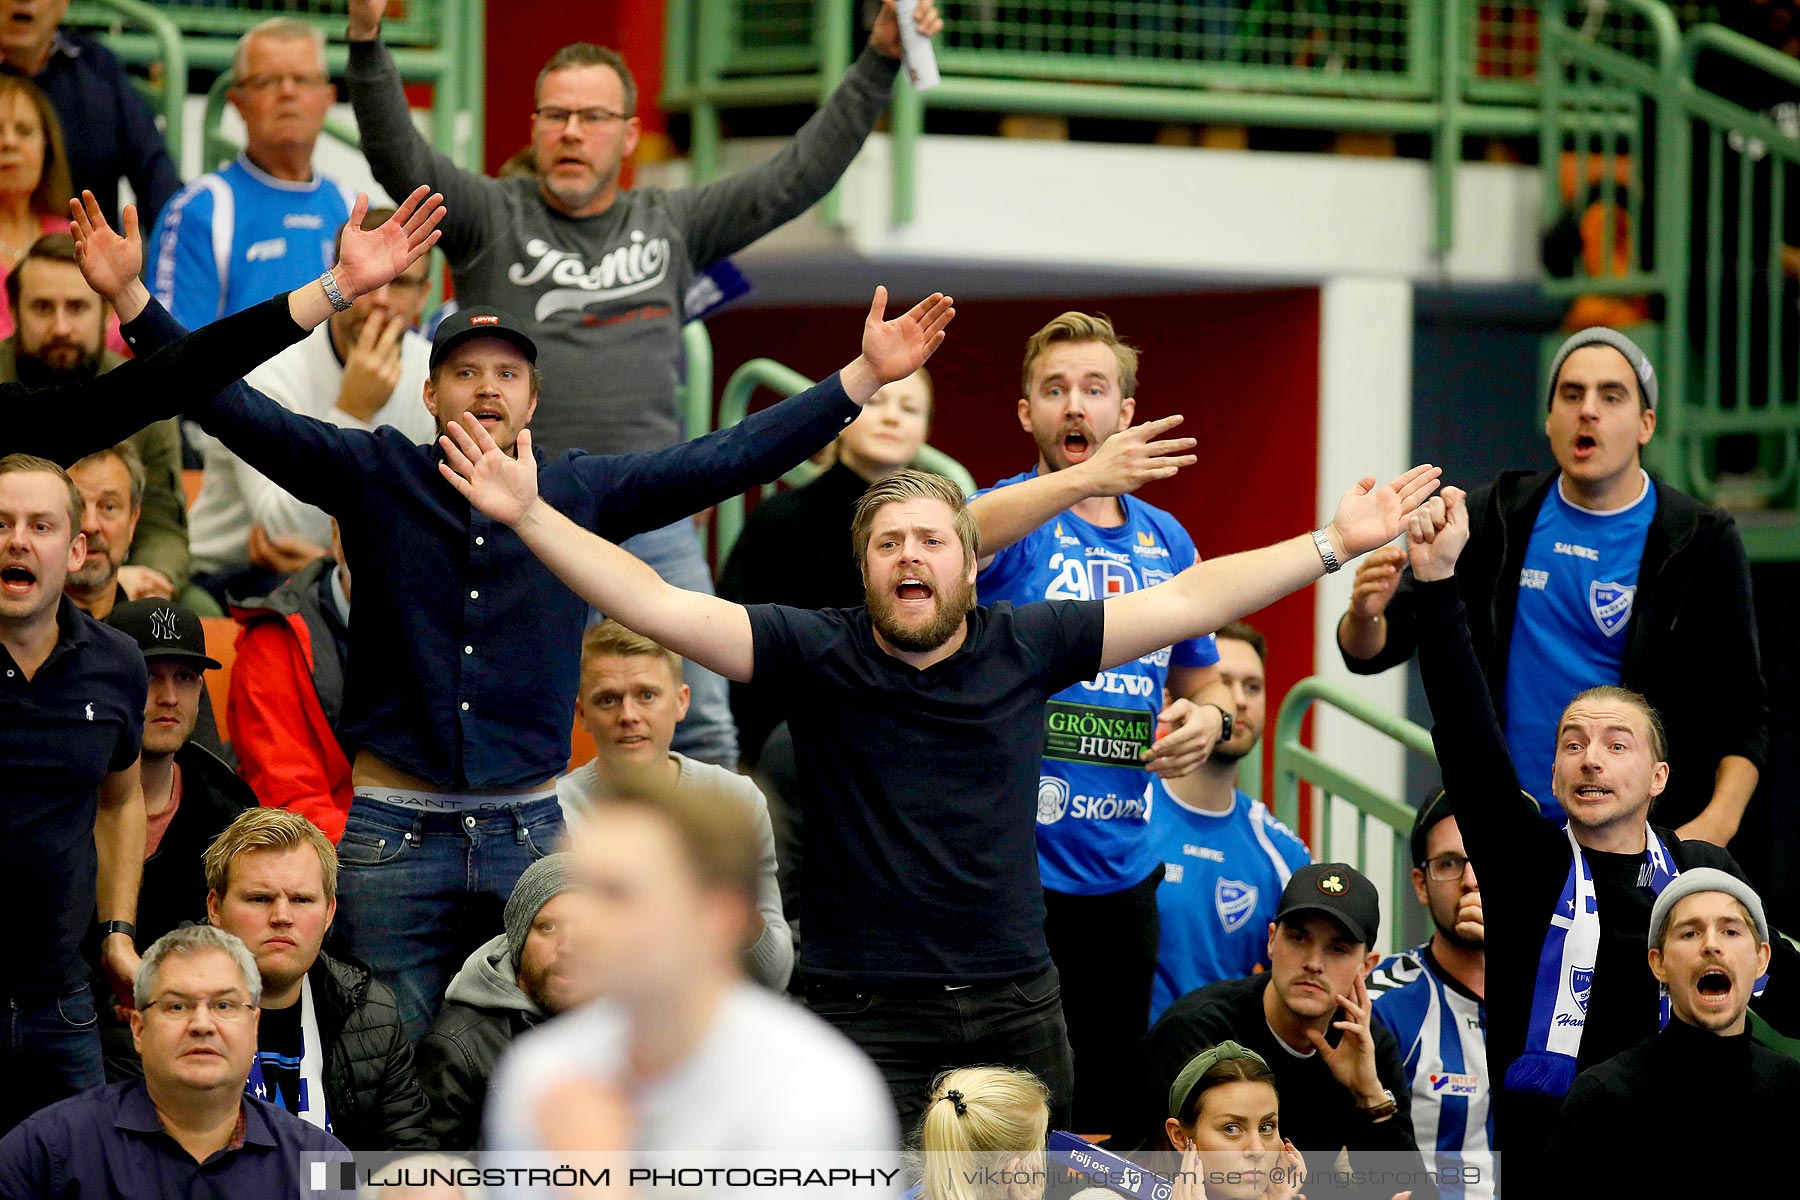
[[1367, 946, 1493, 1200], [150, 154, 357, 331], [976, 471, 1218, 896], [1502, 471, 1657, 819], [1147, 785, 1310, 1022]]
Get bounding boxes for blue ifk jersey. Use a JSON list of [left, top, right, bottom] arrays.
[[1147, 785, 1310, 1022], [150, 154, 357, 331], [1502, 472, 1656, 819], [1367, 946, 1494, 1200], [976, 470, 1218, 895]]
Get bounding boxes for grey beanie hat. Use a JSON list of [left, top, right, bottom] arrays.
[[1546, 327, 1658, 411], [1649, 867, 1769, 951], [504, 852, 577, 965]]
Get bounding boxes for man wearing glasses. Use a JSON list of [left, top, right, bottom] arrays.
[[342, 0, 944, 769], [151, 18, 356, 331], [186, 207, 438, 604], [1367, 793, 1494, 1200], [0, 925, 351, 1195]]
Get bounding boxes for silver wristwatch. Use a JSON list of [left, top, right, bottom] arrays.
[[1311, 527, 1342, 574], [320, 268, 353, 312]]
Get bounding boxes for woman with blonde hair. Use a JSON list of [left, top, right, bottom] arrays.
[[916, 1066, 1050, 1200]]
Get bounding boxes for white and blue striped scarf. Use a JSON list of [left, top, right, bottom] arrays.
[[1504, 823, 1677, 1099]]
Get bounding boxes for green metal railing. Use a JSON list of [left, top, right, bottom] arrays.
[[67, 0, 189, 165], [1273, 676, 1437, 951], [1541, 2, 1800, 557], [709, 356, 977, 560]]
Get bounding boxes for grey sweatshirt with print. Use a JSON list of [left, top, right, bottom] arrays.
[[348, 37, 899, 457]]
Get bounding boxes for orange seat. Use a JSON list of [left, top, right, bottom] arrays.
[[200, 617, 238, 727], [570, 718, 597, 770], [183, 469, 203, 510]]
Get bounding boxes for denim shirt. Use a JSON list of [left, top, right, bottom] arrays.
[[129, 301, 858, 790]]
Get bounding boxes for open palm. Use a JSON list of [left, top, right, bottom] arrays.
[[335, 185, 446, 300], [438, 414, 540, 527], [1330, 465, 1441, 558], [68, 191, 142, 299], [860, 286, 955, 385]]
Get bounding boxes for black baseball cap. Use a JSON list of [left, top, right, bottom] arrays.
[[429, 305, 539, 372], [106, 598, 222, 670], [1273, 862, 1380, 948]]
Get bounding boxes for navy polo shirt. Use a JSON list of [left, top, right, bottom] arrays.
[[0, 1080, 352, 1198], [0, 597, 146, 1001]]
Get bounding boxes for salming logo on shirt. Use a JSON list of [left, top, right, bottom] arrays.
[[507, 233, 674, 321]]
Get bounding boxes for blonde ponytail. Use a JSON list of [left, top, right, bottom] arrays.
[[919, 1067, 1051, 1200]]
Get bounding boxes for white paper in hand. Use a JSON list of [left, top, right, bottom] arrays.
[[896, 0, 941, 91]]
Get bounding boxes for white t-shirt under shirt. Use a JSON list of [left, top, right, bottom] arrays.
[[188, 321, 436, 575], [485, 982, 898, 1159]]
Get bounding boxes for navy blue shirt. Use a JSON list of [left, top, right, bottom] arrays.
[[0, 598, 145, 1001], [3, 32, 181, 232], [130, 300, 860, 790], [0, 1080, 351, 1199], [748, 600, 1105, 982]]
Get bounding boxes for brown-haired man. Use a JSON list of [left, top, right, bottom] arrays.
[[440, 408, 1439, 1134], [345, 0, 942, 769], [203, 807, 432, 1149]]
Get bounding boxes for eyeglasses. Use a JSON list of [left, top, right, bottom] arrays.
[[141, 996, 257, 1022], [237, 72, 331, 93], [1423, 853, 1472, 882], [533, 106, 629, 130]]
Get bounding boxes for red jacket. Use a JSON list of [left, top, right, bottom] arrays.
[[227, 558, 352, 841]]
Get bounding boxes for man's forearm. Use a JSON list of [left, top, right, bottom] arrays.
[[970, 471, 1092, 563], [95, 781, 146, 927], [1703, 755, 1760, 829]]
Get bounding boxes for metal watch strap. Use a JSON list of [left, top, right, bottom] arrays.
[[320, 268, 353, 312], [1311, 527, 1342, 574]]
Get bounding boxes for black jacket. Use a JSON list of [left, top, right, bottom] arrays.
[[1343, 469, 1766, 828], [311, 951, 434, 1150], [1414, 577, 1800, 1170], [137, 744, 254, 948], [416, 998, 542, 1148]]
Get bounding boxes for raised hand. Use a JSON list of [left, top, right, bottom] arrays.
[[1325, 465, 1441, 561], [1143, 695, 1221, 778], [69, 191, 143, 304], [870, 0, 944, 58], [1404, 485, 1468, 583], [1081, 413, 1198, 497], [861, 286, 955, 385], [1349, 544, 1406, 621], [347, 0, 389, 40], [333, 186, 445, 302], [438, 413, 541, 527]]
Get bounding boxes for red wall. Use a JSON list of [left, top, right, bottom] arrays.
[[705, 289, 1324, 790]]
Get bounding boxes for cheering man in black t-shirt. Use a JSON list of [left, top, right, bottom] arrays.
[[438, 406, 1439, 1134]]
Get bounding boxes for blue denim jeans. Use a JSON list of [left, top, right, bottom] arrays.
[[333, 795, 565, 1041], [1, 984, 104, 1134], [614, 519, 739, 767]]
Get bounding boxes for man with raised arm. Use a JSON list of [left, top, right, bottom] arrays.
[[439, 415, 1438, 1134], [15, 186, 444, 467], [344, 0, 943, 768], [113, 214, 954, 1040], [1403, 484, 1800, 1181]]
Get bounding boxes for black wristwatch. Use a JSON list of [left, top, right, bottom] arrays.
[[1203, 703, 1234, 744], [98, 920, 136, 943]]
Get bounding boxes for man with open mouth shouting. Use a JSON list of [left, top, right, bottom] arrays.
[[1407, 485, 1800, 1187], [1544, 870, 1800, 1197], [434, 391, 1439, 1136], [1335, 327, 1763, 848]]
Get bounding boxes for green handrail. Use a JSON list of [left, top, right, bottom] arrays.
[[711, 356, 977, 560], [1273, 676, 1437, 951], [75, 0, 189, 167], [681, 320, 714, 449]]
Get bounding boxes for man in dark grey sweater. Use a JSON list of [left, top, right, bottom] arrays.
[[344, 0, 943, 767]]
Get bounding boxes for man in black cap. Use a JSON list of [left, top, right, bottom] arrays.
[[166, 284, 955, 1039], [1131, 863, 1424, 1195], [1334, 325, 1763, 844]]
